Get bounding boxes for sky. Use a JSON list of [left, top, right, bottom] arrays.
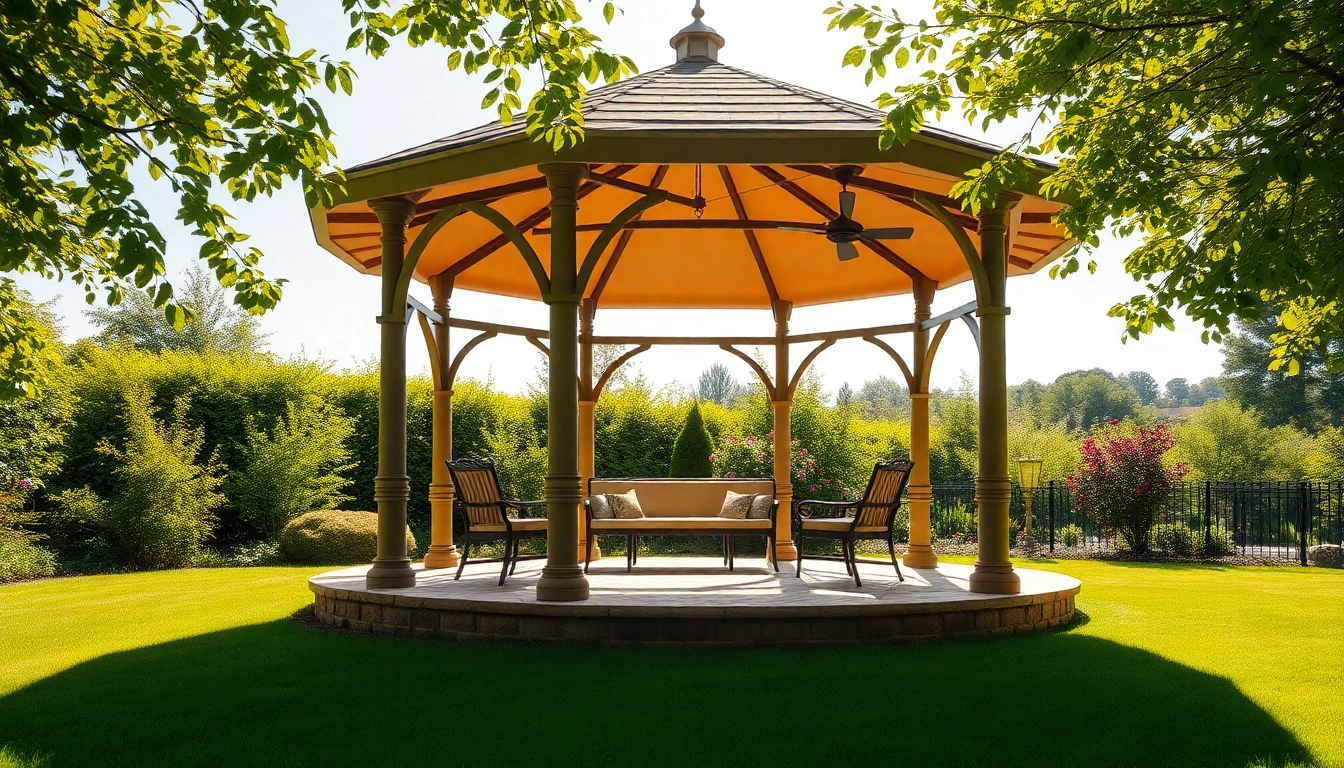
[[15, 0, 1227, 397]]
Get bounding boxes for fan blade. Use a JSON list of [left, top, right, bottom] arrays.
[[839, 190, 856, 219], [860, 227, 915, 240], [777, 226, 823, 233], [837, 241, 860, 261]]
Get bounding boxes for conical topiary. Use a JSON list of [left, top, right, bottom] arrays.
[[669, 401, 715, 477]]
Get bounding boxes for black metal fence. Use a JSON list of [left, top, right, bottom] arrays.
[[925, 481, 1344, 563]]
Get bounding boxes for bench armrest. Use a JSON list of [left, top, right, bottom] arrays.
[[795, 499, 858, 519]]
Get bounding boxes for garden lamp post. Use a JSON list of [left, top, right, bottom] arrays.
[[1017, 457, 1044, 544]]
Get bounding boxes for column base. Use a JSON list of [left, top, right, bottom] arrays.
[[774, 540, 798, 562], [536, 564, 590, 602], [422, 545, 460, 570], [968, 561, 1021, 594], [902, 544, 938, 569], [366, 558, 416, 589]]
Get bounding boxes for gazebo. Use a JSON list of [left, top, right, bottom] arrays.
[[309, 4, 1075, 602]]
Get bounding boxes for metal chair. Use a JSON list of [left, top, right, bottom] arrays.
[[793, 459, 914, 587], [447, 458, 548, 586]]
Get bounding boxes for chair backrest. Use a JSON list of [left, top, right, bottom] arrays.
[[447, 459, 507, 526], [855, 459, 915, 529]]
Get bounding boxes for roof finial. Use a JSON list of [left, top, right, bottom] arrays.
[[670, 1, 725, 62]]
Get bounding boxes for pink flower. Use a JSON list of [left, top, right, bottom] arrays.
[[726, 471, 736, 477], [708, 454, 718, 461], [809, 485, 818, 492], [798, 448, 807, 456], [746, 436, 756, 446], [1111, 418, 1120, 425], [767, 431, 775, 440], [16, 479, 33, 490], [797, 470, 806, 479]]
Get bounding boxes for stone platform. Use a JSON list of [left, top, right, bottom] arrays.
[[309, 557, 1080, 645]]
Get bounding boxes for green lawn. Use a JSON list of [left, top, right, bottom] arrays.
[[1, 559, 1340, 768]]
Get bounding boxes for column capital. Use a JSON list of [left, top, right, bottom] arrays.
[[539, 162, 588, 191], [368, 195, 417, 227]]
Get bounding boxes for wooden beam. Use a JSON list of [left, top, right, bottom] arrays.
[[532, 219, 828, 234], [440, 164, 637, 280], [787, 339, 837, 399], [593, 344, 651, 399], [411, 177, 549, 225], [863, 335, 915, 391], [449, 317, 548, 338], [591, 165, 670, 309], [1008, 255, 1035, 269], [593, 334, 776, 346], [1019, 212, 1056, 225], [788, 322, 916, 344], [720, 344, 777, 400], [720, 165, 779, 305], [588, 170, 701, 209], [920, 300, 978, 331], [751, 165, 926, 282]]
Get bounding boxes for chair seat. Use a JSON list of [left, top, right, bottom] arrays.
[[472, 517, 548, 533], [799, 517, 886, 534], [590, 517, 771, 531]]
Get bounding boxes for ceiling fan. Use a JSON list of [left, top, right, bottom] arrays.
[[780, 166, 914, 261]]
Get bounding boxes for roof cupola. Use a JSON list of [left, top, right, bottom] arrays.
[[670, 1, 725, 62]]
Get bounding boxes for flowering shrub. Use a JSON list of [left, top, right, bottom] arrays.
[[710, 433, 847, 500], [1067, 420, 1188, 554]]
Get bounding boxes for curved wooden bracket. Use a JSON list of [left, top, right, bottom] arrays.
[[960, 313, 981, 351], [526, 336, 550, 357], [592, 344, 651, 399], [462, 201, 551, 297], [863, 336, 915, 392], [390, 204, 462, 316], [720, 344, 777, 400], [914, 190, 989, 304], [787, 339, 836, 399], [415, 310, 442, 389], [446, 331, 499, 391], [577, 192, 668, 296]]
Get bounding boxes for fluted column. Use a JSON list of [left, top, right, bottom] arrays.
[[536, 163, 591, 602], [969, 196, 1021, 595], [772, 300, 799, 561], [366, 196, 417, 589], [904, 278, 938, 568], [423, 276, 460, 569]]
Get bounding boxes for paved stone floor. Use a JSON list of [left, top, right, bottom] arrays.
[[311, 556, 1080, 612]]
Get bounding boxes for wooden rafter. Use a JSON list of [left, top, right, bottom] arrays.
[[438, 164, 638, 279], [1019, 212, 1056, 225], [719, 165, 779, 305], [587, 170, 701, 209], [750, 166, 926, 282], [786, 164, 979, 230], [326, 177, 550, 226], [1008, 255, 1035, 269], [532, 219, 828, 234], [591, 165, 670, 309]]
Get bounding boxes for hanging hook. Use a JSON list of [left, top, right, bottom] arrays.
[[693, 164, 706, 218]]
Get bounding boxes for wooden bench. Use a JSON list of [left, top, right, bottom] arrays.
[[585, 478, 779, 572]]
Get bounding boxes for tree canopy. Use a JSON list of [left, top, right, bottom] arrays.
[[829, 0, 1344, 373], [87, 265, 267, 355], [0, 0, 634, 396], [1221, 304, 1344, 429]]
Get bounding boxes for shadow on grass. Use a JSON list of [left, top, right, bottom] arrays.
[[0, 617, 1313, 768]]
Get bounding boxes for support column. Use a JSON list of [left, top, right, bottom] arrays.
[[423, 275, 460, 569], [536, 163, 591, 602], [905, 278, 938, 568], [970, 197, 1021, 595], [772, 300, 799, 562], [367, 196, 417, 589], [578, 299, 600, 561]]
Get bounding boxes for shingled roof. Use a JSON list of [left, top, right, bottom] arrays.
[[346, 56, 1000, 174]]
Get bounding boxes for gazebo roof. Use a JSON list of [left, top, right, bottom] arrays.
[[311, 5, 1075, 310]]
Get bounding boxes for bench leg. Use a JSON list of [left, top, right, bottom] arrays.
[[728, 535, 735, 571]]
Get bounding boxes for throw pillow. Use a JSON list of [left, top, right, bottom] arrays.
[[718, 490, 755, 519], [607, 490, 645, 519], [588, 494, 613, 519], [748, 493, 773, 519]]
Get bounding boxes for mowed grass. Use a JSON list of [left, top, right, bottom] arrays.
[[0, 559, 1340, 768]]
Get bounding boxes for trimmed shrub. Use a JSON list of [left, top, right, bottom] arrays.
[[0, 538, 57, 582], [1059, 523, 1084, 548], [227, 396, 356, 540], [1153, 523, 1199, 557], [279, 510, 416, 565], [1307, 544, 1343, 569], [669, 402, 714, 477]]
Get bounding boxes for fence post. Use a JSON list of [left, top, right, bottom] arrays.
[[1299, 481, 1310, 567], [1203, 481, 1212, 554], [1048, 480, 1056, 553]]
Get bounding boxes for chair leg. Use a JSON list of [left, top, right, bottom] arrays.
[[509, 539, 520, 575], [848, 538, 862, 588], [722, 536, 728, 566], [768, 532, 778, 572], [888, 539, 904, 583], [728, 535, 735, 572], [795, 533, 805, 578], [455, 537, 471, 581], [499, 537, 512, 586], [633, 536, 639, 565], [843, 540, 853, 575], [584, 534, 594, 574]]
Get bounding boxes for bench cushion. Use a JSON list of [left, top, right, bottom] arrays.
[[589, 478, 775, 517], [799, 517, 886, 534], [590, 517, 772, 531]]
